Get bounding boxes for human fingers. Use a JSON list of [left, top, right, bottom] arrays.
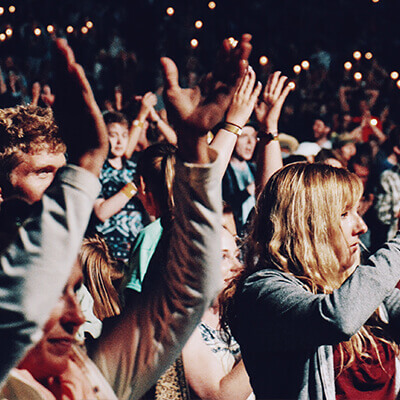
[[272, 75, 288, 100], [235, 34, 252, 74], [268, 71, 281, 97], [249, 81, 263, 106], [242, 67, 257, 100], [235, 68, 251, 98], [160, 57, 180, 91]]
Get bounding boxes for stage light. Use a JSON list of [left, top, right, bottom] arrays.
[[293, 65, 301, 74], [8, 5, 15, 13], [81, 26, 88, 34], [66, 26, 74, 34], [301, 60, 310, 70], [166, 7, 174, 16], [288, 82, 296, 90], [365, 52, 373, 60], [34, 28, 41, 36], [372, 0, 379, 3], [208, 1, 216, 9], [397, 80, 400, 89], [259, 56, 268, 66], [344, 61, 352, 70], [5, 28, 12, 37], [195, 20, 203, 29], [390, 71, 399, 80], [354, 72, 362, 81], [353, 51, 362, 60], [0, 33, 6, 41], [47, 25, 54, 33], [370, 118, 378, 126], [86, 21, 93, 29], [0, 7, 4, 15], [190, 38, 198, 48]]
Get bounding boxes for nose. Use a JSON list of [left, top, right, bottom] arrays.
[[61, 294, 86, 335], [354, 214, 368, 236]]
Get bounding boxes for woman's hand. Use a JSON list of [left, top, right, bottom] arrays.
[[255, 71, 292, 132], [226, 66, 262, 128]]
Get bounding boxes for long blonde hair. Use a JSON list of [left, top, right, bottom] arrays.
[[221, 162, 397, 371]]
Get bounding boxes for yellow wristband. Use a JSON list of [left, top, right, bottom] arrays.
[[133, 119, 144, 128], [223, 122, 242, 136], [121, 182, 137, 198]]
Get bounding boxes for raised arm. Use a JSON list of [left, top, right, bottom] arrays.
[[148, 105, 178, 145], [0, 38, 107, 382], [210, 66, 262, 179], [91, 34, 252, 400], [254, 71, 292, 195], [125, 92, 156, 159]]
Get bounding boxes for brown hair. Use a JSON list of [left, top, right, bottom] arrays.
[[79, 235, 124, 320], [0, 105, 65, 184], [136, 142, 176, 219]]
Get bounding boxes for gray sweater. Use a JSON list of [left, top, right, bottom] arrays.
[[232, 233, 400, 399]]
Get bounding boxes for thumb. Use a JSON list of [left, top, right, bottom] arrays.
[[160, 57, 180, 90]]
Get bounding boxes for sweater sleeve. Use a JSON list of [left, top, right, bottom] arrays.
[[0, 165, 100, 383], [237, 232, 400, 351], [91, 149, 222, 400]]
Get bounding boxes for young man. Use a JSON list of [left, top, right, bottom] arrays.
[[0, 38, 108, 382]]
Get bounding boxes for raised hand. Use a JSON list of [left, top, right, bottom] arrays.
[[52, 38, 108, 176], [161, 34, 252, 138], [226, 66, 262, 128], [255, 71, 293, 133]]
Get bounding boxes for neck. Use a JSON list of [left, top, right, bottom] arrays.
[[231, 155, 247, 167], [109, 156, 123, 169]]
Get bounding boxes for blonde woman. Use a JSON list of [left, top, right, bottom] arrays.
[[221, 162, 400, 400]]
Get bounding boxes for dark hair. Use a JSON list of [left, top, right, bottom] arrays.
[[136, 142, 177, 219], [103, 111, 129, 127]]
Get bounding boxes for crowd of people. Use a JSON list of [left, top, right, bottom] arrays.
[[1, 18, 400, 400]]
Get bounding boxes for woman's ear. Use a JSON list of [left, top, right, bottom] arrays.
[[138, 175, 146, 195]]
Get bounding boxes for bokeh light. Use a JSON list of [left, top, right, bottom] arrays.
[[353, 51, 362, 60], [86, 21, 93, 29], [166, 7, 174, 16], [354, 72, 362, 81], [0, 7, 4, 15], [190, 38, 198, 48], [259, 56, 268, 66], [0, 33, 6, 41], [5, 28, 12, 37], [390, 71, 399, 80], [8, 5, 16, 13], [195, 20, 203, 29], [344, 61, 352, 70], [301, 60, 310, 70], [293, 65, 301, 74], [47, 25, 54, 33], [208, 1, 216, 9], [288, 82, 296, 90], [66, 25, 74, 34], [365, 52, 373, 60], [34, 28, 41, 36], [81, 26, 88, 34], [370, 118, 378, 126]]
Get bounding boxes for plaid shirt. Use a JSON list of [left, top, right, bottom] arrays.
[[375, 164, 400, 240]]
